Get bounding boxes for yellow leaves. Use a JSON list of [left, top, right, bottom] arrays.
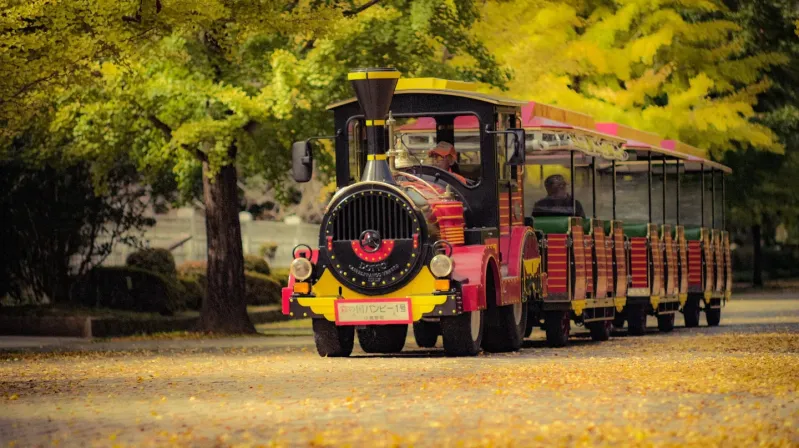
[[8, 394, 19, 400], [476, 0, 785, 154], [628, 26, 674, 65]]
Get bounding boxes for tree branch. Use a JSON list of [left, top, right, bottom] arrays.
[[242, 119, 258, 135], [147, 114, 173, 139], [146, 114, 208, 163], [343, 0, 381, 17]]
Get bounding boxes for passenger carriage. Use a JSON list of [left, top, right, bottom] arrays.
[[518, 102, 628, 346], [594, 125, 733, 331], [283, 68, 733, 357]]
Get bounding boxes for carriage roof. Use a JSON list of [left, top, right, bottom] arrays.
[[596, 122, 732, 173]]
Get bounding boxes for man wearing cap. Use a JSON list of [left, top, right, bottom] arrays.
[[428, 141, 467, 183]]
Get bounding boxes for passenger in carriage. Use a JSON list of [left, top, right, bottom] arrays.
[[428, 141, 468, 184], [532, 174, 586, 218]]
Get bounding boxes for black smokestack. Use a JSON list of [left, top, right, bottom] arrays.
[[348, 68, 400, 184]]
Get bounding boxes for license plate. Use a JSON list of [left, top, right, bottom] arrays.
[[334, 299, 412, 325]]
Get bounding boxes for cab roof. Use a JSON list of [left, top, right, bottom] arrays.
[[326, 78, 526, 110]]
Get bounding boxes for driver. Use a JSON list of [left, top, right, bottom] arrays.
[[428, 141, 467, 183]]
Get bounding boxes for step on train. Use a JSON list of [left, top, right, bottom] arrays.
[[282, 68, 732, 357]]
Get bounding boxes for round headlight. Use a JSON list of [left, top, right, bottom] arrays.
[[290, 257, 313, 281], [430, 254, 454, 278]]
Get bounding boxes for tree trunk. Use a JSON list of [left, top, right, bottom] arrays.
[[198, 160, 255, 333], [752, 224, 763, 288]]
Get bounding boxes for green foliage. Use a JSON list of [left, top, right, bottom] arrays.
[[243, 272, 282, 306], [259, 242, 279, 260], [0, 159, 154, 304], [176, 261, 281, 306], [1, 0, 510, 199], [244, 255, 271, 276], [178, 275, 205, 311], [71, 266, 186, 315], [731, 245, 799, 281], [270, 268, 291, 288], [177, 261, 207, 278], [721, 0, 799, 233], [126, 248, 178, 279]]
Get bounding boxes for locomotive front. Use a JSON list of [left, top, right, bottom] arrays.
[[283, 68, 471, 357]]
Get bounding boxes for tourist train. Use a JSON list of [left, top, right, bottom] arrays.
[[283, 68, 731, 357]]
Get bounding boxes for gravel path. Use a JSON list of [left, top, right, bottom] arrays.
[[1, 297, 797, 447]]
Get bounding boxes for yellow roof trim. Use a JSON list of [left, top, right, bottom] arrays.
[[395, 78, 482, 92], [326, 78, 525, 110], [347, 70, 401, 80]]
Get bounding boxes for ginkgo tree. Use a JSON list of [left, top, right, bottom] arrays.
[[473, 0, 787, 155], [2, 0, 508, 332], [472, 0, 798, 285]]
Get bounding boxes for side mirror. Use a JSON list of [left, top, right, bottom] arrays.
[[506, 128, 526, 166], [292, 140, 313, 183]]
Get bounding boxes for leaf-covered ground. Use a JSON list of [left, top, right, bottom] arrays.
[[0, 298, 797, 447]]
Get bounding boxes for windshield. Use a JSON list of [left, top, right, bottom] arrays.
[[346, 115, 482, 185]]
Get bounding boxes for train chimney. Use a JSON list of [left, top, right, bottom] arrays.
[[348, 68, 400, 185]]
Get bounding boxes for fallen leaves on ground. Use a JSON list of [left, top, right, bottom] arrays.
[[0, 300, 797, 447]]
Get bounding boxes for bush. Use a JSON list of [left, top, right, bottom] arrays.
[[271, 268, 290, 288], [732, 245, 799, 281], [259, 241, 279, 260], [177, 261, 281, 307], [72, 266, 185, 315], [244, 272, 282, 306], [177, 260, 206, 277], [178, 275, 205, 310], [1, 161, 155, 304], [244, 255, 271, 276], [126, 248, 177, 278]]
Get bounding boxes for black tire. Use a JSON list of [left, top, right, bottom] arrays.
[[627, 304, 647, 336], [612, 312, 625, 329], [412, 320, 439, 348], [357, 325, 408, 353], [544, 310, 570, 347], [705, 307, 721, 326], [588, 320, 611, 341], [482, 301, 527, 353], [683, 299, 701, 328], [312, 319, 354, 357], [441, 310, 484, 356], [657, 313, 675, 332], [524, 306, 536, 338]]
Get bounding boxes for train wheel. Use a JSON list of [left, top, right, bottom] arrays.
[[705, 307, 721, 326], [442, 310, 484, 356], [627, 304, 647, 336], [312, 319, 354, 357], [683, 300, 701, 328], [612, 312, 626, 329], [544, 310, 570, 347], [482, 301, 527, 353], [524, 305, 536, 338], [357, 325, 408, 353], [412, 321, 439, 348], [657, 313, 675, 332], [588, 320, 611, 341]]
